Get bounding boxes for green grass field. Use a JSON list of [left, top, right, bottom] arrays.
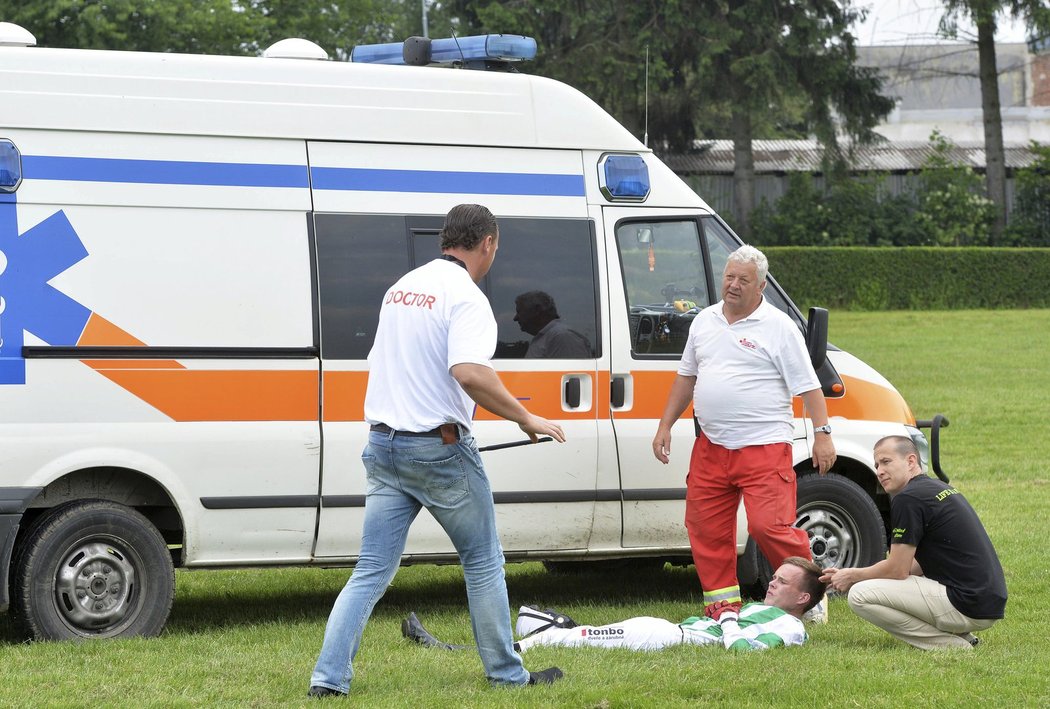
[[2, 310, 1049, 707]]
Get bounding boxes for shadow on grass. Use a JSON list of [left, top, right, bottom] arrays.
[[0, 562, 709, 642], [163, 561, 705, 635]]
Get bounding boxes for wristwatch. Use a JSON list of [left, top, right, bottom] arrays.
[[814, 424, 832, 435]]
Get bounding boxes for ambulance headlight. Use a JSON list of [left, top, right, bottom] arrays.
[[0, 139, 21, 193], [599, 154, 649, 202], [905, 425, 930, 473]]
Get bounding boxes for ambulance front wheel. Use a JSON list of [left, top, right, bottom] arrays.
[[11, 500, 175, 641]]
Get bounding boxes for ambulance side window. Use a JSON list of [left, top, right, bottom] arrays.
[[315, 214, 409, 360], [616, 220, 710, 356], [489, 218, 599, 359]]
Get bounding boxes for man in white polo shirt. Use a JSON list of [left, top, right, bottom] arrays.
[[652, 245, 835, 623], [309, 204, 566, 698]]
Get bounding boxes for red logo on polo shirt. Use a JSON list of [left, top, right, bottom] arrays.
[[738, 338, 758, 350], [385, 289, 437, 310]]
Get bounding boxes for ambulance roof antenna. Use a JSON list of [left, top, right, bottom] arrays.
[[450, 28, 465, 65], [643, 45, 650, 148]]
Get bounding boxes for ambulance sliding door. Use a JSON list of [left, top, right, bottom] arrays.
[[310, 142, 600, 559]]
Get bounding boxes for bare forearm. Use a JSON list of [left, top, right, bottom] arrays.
[[452, 364, 529, 424], [800, 389, 829, 426]]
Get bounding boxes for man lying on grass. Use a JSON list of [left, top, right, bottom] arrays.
[[404, 557, 826, 653]]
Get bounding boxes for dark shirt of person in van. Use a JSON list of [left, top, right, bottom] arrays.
[[514, 290, 591, 358]]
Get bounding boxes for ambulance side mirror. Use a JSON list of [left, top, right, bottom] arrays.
[[806, 307, 828, 370]]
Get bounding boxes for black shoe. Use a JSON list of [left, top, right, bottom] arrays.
[[528, 667, 564, 685], [307, 685, 343, 698], [401, 611, 470, 650]]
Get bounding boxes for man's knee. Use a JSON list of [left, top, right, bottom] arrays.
[[847, 581, 877, 613], [844, 584, 869, 609]]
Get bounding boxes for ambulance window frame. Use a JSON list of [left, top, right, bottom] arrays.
[[314, 213, 601, 362], [487, 217, 600, 360], [614, 216, 714, 360]]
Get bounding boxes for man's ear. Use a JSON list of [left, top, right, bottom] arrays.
[[798, 591, 811, 609]]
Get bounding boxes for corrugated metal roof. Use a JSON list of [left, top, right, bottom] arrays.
[[663, 139, 1039, 174]]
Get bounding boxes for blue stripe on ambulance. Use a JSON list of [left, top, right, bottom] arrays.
[[22, 156, 309, 188], [310, 167, 585, 196], [20, 156, 586, 197]]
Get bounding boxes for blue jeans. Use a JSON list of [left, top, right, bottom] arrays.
[[310, 430, 529, 693]]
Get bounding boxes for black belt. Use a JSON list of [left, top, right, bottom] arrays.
[[370, 423, 460, 443]]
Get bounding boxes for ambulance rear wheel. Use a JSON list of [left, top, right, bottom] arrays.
[[740, 473, 886, 598], [11, 500, 175, 641]]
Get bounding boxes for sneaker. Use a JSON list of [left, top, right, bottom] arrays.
[[307, 685, 344, 698], [528, 667, 565, 685], [515, 606, 578, 637], [803, 599, 828, 624], [959, 632, 980, 648]]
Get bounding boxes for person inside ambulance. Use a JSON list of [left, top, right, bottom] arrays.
[[513, 290, 591, 358]]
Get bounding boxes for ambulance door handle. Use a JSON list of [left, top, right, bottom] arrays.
[[611, 376, 626, 408], [564, 377, 582, 408], [611, 374, 631, 410]]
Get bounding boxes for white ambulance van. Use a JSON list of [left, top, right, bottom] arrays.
[[0, 23, 949, 640]]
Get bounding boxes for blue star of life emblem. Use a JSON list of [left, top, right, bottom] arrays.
[[0, 194, 92, 384]]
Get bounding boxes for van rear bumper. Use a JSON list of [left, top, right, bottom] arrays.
[[0, 487, 43, 613]]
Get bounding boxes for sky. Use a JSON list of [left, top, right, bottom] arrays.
[[853, 0, 1031, 46]]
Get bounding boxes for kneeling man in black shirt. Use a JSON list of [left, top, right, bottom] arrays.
[[821, 435, 1006, 649]]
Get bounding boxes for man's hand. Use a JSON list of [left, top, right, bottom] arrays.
[[819, 567, 860, 594], [812, 433, 836, 475], [519, 414, 565, 443], [652, 427, 672, 464], [704, 600, 741, 623]]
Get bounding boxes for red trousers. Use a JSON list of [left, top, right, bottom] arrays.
[[685, 433, 810, 606]]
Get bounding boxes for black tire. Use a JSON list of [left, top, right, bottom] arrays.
[[11, 500, 175, 641], [741, 473, 886, 598]]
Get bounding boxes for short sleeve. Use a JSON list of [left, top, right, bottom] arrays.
[[677, 317, 701, 377], [890, 492, 926, 547], [768, 317, 820, 396], [447, 294, 497, 370]]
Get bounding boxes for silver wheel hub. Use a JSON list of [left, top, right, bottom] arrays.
[[796, 505, 859, 569], [55, 541, 136, 630]]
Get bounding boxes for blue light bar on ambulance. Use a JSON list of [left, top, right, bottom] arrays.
[[351, 34, 537, 66], [599, 154, 650, 202], [0, 139, 21, 193]]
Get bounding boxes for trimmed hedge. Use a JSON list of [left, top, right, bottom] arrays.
[[765, 247, 1050, 311]]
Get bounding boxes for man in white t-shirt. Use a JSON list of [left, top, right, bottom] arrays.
[[651, 245, 836, 623], [309, 204, 567, 698]]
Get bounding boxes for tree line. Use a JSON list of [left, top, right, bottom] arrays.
[[3, 0, 1048, 244]]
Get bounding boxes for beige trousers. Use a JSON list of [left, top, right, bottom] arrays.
[[847, 575, 997, 650]]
